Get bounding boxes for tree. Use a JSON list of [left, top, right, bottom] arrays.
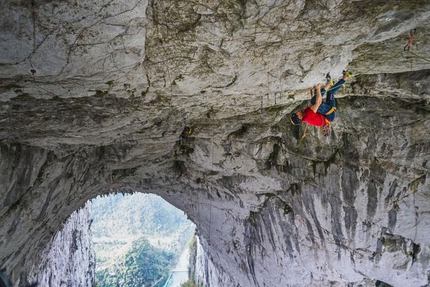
[[96, 237, 173, 287], [180, 280, 197, 287]]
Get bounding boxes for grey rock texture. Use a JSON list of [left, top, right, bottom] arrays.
[[27, 204, 95, 287], [0, 0, 430, 286]]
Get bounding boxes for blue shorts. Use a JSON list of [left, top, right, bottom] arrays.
[[310, 78, 345, 122]]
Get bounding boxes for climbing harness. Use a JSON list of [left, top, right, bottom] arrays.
[[299, 82, 338, 140], [322, 118, 332, 137], [326, 106, 336, 115], [404, 29, 416, 51]]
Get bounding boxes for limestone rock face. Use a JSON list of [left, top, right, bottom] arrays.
[[27, 205, 95, 287], [0, 0, 430, 286]]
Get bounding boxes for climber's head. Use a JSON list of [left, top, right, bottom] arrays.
[[290, 110, 303, 125]]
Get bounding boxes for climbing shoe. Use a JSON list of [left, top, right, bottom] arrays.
[[325, 72, 334, 86], [342, 70, 352, 78]]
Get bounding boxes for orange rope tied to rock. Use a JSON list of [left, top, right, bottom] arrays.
[[404, 29, 416, 51]]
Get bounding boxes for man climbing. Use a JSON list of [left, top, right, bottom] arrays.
[[290, 70, 351, 136]]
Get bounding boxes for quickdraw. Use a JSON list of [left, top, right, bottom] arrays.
[[180, 112, 193, 139], [404, 29, 416, 51], [180, 126, 193, 139]]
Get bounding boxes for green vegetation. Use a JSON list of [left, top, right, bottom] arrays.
[[92, 193, 195, 287], [283, 204, 292, 215], [105, 80, 114, 88], [187, 235, 198, 283], [95, 237, 173, 287], [228, 124, 249, 138], [91, 193, 193, 238], [180, 280, 204, 287], [180, 281, 196, 287], [94, 90, 108, 97]]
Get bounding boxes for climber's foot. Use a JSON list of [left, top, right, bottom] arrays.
[[342, 70, 352, 80]]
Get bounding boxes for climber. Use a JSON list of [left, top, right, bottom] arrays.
[[290, 71, 351, 135], [180, 126, 193, 139], [404, 28, 416, 51]]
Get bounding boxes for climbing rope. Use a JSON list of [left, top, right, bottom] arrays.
[[322, 29, 423, 91], [406, 50, 430, 64], [260, 94, 264, 116], [208, 117, 216, 246], [294, 29, 427, 145], [344, 50, 403, 82], [208, 190, 213, 246]]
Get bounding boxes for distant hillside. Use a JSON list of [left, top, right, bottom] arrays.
[[92, 193, 194, 238], [95, 237, 173, 287], [91, 193, 195, 287]]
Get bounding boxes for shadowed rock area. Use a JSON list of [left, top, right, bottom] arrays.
[[0, 0, 430, 286]]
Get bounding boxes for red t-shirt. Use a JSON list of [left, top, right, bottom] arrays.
[[302, 107, 326, 127]]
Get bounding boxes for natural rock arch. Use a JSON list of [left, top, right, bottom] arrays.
[[0, 0, 430, 286], [1, 92, 430, 286]]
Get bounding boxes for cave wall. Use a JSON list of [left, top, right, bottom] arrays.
[[27, 204, 95, 287], [0, 144, 105, 286], [174, 93, 430, 287], [0, 0, 430, 286]]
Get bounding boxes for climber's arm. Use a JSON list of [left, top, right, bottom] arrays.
[[309, 84, 322, 113]]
